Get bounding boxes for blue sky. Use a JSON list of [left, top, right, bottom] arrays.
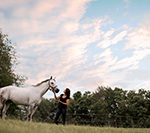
[[0, 0, 150, 98]]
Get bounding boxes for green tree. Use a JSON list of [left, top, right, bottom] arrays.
[[0, 30, 25, 87], [34, 98, 57, 122], [91, 86, 108, 126], [126, 89, 148, 127], [68, 91, 93, 125]]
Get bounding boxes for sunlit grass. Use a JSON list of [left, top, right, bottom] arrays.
[[0, 119, 150, 133]]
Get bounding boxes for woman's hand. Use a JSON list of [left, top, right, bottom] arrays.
[[54, 93, 61, 100]]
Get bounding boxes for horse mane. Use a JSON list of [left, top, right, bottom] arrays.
[[32, 79, 49, 87]]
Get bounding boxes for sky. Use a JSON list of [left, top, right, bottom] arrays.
[[0, 0, 150, 98]]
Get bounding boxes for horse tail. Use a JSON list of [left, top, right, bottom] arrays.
[[0, 89, 4, 105], [0, 90, 3, 109], [0, 88, 2, 99], [0, 95, 2, 103], [0, 89, 1, 95]]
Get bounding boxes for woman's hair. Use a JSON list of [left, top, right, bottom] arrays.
[[65, 88, 70, 98]]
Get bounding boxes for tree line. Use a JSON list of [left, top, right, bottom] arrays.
[[33, 87, 150, 128], [1, 30, 150, 127]]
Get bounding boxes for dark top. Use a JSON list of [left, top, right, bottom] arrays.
[[58, 94, 70, 109]]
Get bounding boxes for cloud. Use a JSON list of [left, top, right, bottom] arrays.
[[125, 20, 150, 50], [1, 0, 150, 97], [73, 18, 150, 91], [30, 0, 60, 19], [0, 0, 29, 8], [59, 0, 92, 20], [97, 30, 127, 48], [123, 0, 129, 3], [4, 0, 97, 85]]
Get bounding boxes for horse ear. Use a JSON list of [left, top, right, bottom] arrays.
[[50, 76, 52, 80]]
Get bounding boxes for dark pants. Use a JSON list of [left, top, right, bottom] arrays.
[[55, 107, 67, 125]]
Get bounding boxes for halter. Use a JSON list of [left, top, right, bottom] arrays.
[[48, 79, 56, 91]]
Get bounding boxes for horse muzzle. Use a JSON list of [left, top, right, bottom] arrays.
[[55, 88, 59, 93]]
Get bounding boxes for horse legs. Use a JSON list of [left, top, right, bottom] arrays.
[[0, 96, 8, 119], [0, 100, 3, 117], [29, 106, 38, 122], [27, 105, 38, 122], [27, 106, 32, 121], [2, 102, 10, 120]]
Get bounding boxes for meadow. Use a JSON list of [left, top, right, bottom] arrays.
[[0, 119, 150, 133]]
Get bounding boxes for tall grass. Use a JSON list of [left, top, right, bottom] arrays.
[[0, 119, 150, 133]]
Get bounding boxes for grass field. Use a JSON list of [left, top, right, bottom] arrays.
[[0, 119, 150, 133]]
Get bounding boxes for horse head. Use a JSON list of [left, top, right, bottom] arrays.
[[48, 76, 59, 93]]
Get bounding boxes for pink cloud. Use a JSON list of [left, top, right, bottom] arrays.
[[0, 0, 29, 8], [60, 0, 92, 20]]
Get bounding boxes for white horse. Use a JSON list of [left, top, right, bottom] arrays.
[[0, 76, 59, 121]]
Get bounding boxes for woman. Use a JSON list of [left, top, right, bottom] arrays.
[[53, 88, 70, 125]]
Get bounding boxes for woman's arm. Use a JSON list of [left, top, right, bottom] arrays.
[[53, 91, 61, 100], [59, 99, 70, 106]]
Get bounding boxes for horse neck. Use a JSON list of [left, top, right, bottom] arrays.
[[34, 82, 49, 97]]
